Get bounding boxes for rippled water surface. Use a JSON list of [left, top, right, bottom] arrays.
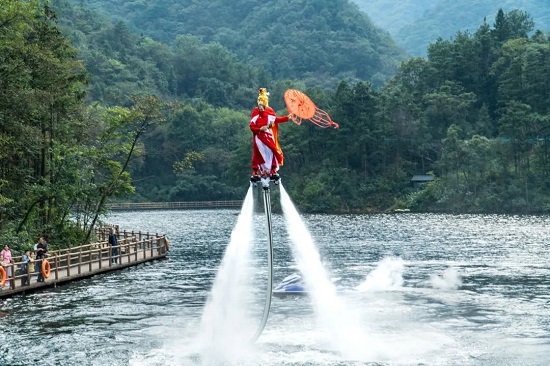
[[1, 209, 550, 365]]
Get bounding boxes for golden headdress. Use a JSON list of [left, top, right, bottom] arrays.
[[257, 88, 269, 107]]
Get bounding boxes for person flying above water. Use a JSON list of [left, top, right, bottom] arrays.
[[249, 88, 293, 186]]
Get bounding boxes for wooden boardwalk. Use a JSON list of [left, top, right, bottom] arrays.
[[0, 229, 168, 298], [108, 200, 242, 210]]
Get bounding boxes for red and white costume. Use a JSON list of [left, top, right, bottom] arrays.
[[250, 106, 289, 176]]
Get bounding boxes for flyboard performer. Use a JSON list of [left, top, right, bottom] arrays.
[[249, 88, 293, 189], [249, 87, 338, 189], [247, 88, 338, 342], [248, 87, 292, 342]]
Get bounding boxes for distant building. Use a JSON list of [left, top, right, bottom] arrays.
[[410, 175, 434, 190]]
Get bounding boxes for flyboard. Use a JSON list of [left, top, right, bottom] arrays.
[[249, 89, 338, 342]]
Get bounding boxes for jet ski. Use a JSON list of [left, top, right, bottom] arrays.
[[273, 273, 306, 296], [272, 273, 344, 297]]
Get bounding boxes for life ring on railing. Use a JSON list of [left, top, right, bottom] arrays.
[[164, 238, 170, 251], [0, 267, 6, 287], [41, 260, 51, 279]]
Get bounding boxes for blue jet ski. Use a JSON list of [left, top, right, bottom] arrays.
[[273, 273, 344, 297], [273, 273, 306, 296]]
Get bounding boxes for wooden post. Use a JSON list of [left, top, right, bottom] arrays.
[[98, 245, 102, 270], [78, 246, 82, 275], [55, 255, 59, 281], [66, 249, 71, 277], [9, 263, 14, 289], [26, 260, 31, 286]]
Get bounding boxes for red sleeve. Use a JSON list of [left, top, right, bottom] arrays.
[[275, 115, 289, 124], [250, 121, 261, 134]]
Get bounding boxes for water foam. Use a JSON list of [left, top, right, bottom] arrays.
[[430, 267, 462, 290], [279, 184, 377, 360], [356, 257, 404, 291], [196, 187, 257, 364]]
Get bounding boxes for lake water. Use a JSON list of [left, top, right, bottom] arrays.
[[1, 193, 550, 365]]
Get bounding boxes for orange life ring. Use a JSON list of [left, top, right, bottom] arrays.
[[165, 238, 170, 251], [41, 260, 51, 279], [0, 267, 6, 287]]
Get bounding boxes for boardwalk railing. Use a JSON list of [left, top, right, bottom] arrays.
[[108, 200, 242, 210], [0, 229, 168, 298]]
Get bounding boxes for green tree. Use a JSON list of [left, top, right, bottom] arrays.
[[492, 9, 534, 45], [0, 0, 88, 246], [84, 96, 169, 241]]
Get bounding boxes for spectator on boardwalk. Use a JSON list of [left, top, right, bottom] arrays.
[[109, 228, 119, 264], [21, 250, 33, 286], [35, 237, 48, 282], [29, 252, 35, 277], [42, 236, 49, 256], [1, 244, 13, 282]]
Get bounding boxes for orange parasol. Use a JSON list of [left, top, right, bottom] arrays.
[[284, 89, 339, 128]]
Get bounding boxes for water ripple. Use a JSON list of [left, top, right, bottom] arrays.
[[1, 211, 549, 365]]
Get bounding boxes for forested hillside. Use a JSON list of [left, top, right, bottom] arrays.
[[350, 0, 432, 37], [3, 0, 550, 254], [52, 0, 269, 108], [351, 0, 550, 56], [0, 0, 171, 250], [72, 0, 406, 88], [116, 8, 550, 216], [131, 9, 550, 215]]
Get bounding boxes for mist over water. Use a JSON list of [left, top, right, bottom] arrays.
[[280, 185, 374, 360], [430, 267, 462, 290], [197, 188, 256, 364], [356, 257, 404, 292]]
